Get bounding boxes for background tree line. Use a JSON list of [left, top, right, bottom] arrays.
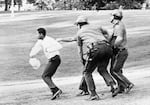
[[3, 0, 146, 11], [58, 0, 146, 10], [4, 0, 34, 11]]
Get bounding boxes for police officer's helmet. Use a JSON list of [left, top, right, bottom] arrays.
[[111, 9, 123, 20], [74, 15, 88, 25]]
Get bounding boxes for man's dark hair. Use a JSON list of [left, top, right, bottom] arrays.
[[37, 28, 46, 37]]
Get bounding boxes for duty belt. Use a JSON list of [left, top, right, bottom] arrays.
[[87, 41, 110, 50], [92, 41, 110, 47]]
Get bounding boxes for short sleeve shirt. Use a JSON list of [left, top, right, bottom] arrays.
[[75, 24, 107, 55], [113, 21, 127, 48]]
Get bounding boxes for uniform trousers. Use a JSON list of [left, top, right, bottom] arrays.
[[110, 49, 132, 89], [80, 43, 115, 95]]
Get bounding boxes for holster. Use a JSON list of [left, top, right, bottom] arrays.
[[112, 47, 126, 55], [86, 41, 108, 61], [112, 47, 120, 55], [86, 43, 96, 61]]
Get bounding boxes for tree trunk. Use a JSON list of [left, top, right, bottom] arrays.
[[4, 0, 8, 11]]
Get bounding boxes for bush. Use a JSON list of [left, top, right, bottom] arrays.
[[72, 1, 85, 10], [122, 1, 142, 9], [53, 1, 65, 10], [53, 1, 74, 10], [131, 1, 142, 9], [101, 2, 119, 10]]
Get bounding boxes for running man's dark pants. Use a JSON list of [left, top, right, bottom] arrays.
[[110, 49, 132, 88], [80, 43, 115, 94], [42, 55, 61, 89]]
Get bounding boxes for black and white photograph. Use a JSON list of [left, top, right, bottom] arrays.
[[0, 0, 150, 105]]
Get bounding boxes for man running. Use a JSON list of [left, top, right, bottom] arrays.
[[29, 28, 62, 100]]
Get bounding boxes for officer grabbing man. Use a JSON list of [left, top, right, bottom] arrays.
[[106, 10, 134, 97], [58, 16, 117, 100]]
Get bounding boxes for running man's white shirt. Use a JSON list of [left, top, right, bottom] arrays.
[[30, 36, 62, 59]]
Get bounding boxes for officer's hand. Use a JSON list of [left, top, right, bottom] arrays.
[[81, 58, 86, 65], [56, 38, 62, 42], [113, 47, 119, 55]]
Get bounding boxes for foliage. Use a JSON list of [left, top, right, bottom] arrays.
[[3, 0, 147, 11], [53, 1, 65, 10], [27, 0, 36, 4], [85, 0, 145, 10], [101, 1, 119, 10], [16, 0, 22, 5], [53, 0, 145, 10], [4, 0, 22, 11], [115, 0, 143, 9]]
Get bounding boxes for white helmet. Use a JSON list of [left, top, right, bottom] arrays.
[[75, 15, 88, 25]]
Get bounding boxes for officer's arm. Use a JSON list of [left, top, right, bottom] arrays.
[[77, 45, 83, 59], [114, 25, 124, 47], [77, 36, 84, 63], [100, 27, 112, 41], [56, 37, 77, 42]]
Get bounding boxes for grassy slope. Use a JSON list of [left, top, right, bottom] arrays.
[[0, 10, 150, 81]]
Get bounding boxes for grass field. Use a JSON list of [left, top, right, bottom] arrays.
[[0, 10, 150, 81], [0, 10, 150, 105]]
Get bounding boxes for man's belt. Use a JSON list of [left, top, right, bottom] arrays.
[[87, 40, 110, 51], [113, 47, 126, 55], [96, 40, 110, 46], [88, 40, 110, 48]]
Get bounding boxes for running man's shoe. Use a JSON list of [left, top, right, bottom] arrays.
[[51, 89, 62, 100]]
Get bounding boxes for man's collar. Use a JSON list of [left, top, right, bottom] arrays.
[[113, 20, 120, 27], [43, 36, 47, 41]]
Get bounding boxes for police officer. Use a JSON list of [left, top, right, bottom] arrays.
[[74, 16, 117, 100], [108, 10, 134, 97]]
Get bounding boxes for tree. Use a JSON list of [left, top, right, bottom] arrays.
[[116, 0, 144, 9], [27, 0, 36, 3], [4, 0, 22, 11], [79, 0, 145, 10], [16, 0, 22, 11], [101, 0, 144, 9], [4, 0, 10, 11]]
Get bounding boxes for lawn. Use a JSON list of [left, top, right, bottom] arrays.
[[0, 10, 150, 82]]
